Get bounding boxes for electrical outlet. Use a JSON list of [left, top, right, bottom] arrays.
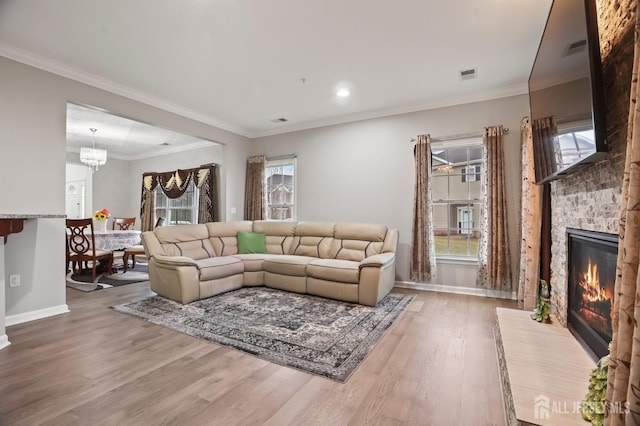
[[230, 207, 237, 215], [9, 274, 20, 287]]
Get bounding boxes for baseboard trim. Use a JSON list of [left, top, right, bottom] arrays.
[[5, 304, 70, 327], [394, 281, 517, 300], [0, 334, 10, 350]]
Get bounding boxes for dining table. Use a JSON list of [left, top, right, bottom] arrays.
[[90, 229, 141, 251]]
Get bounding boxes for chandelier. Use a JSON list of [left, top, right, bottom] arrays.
[[80, 128, 107, 172], [436, 164, 454, 173]]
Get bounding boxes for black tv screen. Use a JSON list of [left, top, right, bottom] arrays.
[[528, 0, 608, 184]]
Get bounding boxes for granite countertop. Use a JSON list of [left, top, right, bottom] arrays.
[[0, 214, 66, 219]]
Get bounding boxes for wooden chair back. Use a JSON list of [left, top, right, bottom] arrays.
[[66, 218, 114, 281], [66, 218, 95, 256], [112, 217, 136, 230]]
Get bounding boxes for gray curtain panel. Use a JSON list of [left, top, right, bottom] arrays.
[[410, 134, 437, 282], [244, 155, 266, 221], [477, 125, 511, 290]]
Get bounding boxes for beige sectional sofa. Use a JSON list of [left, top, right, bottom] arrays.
[[141, 220, 398, 307]]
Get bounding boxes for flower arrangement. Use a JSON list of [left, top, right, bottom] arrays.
[[92, 208, 111, 221]]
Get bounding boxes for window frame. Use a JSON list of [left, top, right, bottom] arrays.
[[265, 157, 297, 221], [431, 138, 484, 260], [154, 180, 200, 225]]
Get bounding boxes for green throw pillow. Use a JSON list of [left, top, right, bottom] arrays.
[[237, 231, 267, 254]]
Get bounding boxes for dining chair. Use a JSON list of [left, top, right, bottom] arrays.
[[122, 217, 165, 272], [112, 217, 136, 230], [66, 218, 114, 282]]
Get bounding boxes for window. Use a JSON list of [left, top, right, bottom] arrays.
[[431, 139, 484, 258], [265, 157, 296, 220], [556, 127, 595, 169], [154, 181, 199, 225], [461, 165, 481, 182]]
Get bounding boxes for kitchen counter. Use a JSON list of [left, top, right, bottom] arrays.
[[0, 214, 66, 243]]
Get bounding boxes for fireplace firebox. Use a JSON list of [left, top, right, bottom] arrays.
[[567, 228, 618, 360]]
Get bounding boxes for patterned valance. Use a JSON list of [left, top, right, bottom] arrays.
[[139, 164, 219, 231]]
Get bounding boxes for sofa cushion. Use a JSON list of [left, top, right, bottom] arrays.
[[334, 222, 387, 242], [232, 253, 270, 272], [307, 259, 360, 284], [195, 256, 244, 281], [333, 223, 388, 261], [155, 224, 215, 260], [237, 231, 267, 254], [290, 221, 336, 258], [253, 220, 296, 254], [334, 240, 384, 262], [263, 255, 316, 277], [207, 221, 253, 256]]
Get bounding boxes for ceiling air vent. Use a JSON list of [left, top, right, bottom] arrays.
[[459, 68, 477, 81], [270, 118, 288, 124], [563, 39, 587, 56]]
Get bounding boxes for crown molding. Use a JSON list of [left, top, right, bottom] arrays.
[[248, 83, 529, 138], [1, 42, 528, 141], [0, 42, 252, 138]]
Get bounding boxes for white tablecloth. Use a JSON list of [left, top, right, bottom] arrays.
[[90, 230, 141, 251]]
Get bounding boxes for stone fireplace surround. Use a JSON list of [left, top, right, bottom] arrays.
[[493, 2, 634, 423], [548, 0, 633, 330]]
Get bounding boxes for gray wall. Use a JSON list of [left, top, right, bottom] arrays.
[[68, 144, 226, 229], [0, 56, 250, 336], [251, 94, 529, 286]]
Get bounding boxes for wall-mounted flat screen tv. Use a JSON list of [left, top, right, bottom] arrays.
[[528, 0, 608, 184]]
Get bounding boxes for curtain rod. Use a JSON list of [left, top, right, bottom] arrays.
[[410, 127, 510, 143]]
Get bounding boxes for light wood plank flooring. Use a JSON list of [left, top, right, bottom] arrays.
[[0, 283, 516, 425]]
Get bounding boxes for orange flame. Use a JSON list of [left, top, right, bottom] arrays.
[[579, 258, 608, 303]]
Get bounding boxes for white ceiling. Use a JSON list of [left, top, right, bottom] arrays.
[[66, 103, 217, 160], [0, 0, 552, 139]]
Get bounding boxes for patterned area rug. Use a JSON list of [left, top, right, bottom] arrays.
[[113, 287, 414, 382], [66, 262, 149, 292]]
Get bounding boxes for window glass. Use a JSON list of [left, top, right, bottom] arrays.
[[154, 181, 199, 225], [431, 140, 484, 258], [265, 158, 296, 220]]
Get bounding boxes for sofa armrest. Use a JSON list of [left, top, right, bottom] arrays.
[[359, 252, 397, 307], [153, 254, 198, 268], [359, 252, 395, 269], [141, 231, 165, 258]]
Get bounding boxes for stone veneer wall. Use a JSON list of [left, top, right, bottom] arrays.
[[549, 0, 635, 325]]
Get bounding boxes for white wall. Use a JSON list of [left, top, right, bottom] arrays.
[[0, 56, 250, 335], [65, 162, 93, 218], [251, 95, 529, 286], [0, 244, 7, 349]]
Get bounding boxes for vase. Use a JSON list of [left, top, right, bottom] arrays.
[[94, 219, 108, 233]]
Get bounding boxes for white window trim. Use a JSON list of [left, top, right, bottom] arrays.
[[154, 182, 200, 225]]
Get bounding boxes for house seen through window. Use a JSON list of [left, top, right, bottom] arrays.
[[431, 139, 484, 258], [265, 158, 296, 220], [155, 181, 199, 225]]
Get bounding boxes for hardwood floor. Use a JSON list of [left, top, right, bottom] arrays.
[[0, 284, 516, 425]]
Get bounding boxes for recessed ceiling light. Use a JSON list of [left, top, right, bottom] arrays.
[[336, 88, 350, 97]]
